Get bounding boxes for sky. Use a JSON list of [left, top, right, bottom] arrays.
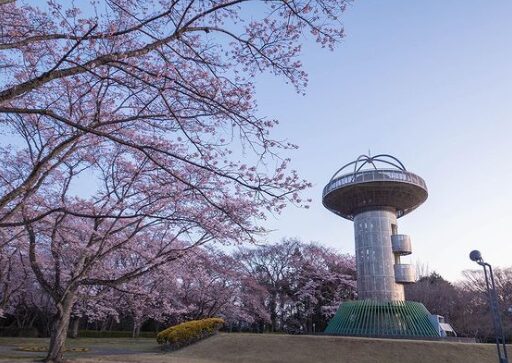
[[255, 0, 512, 282]]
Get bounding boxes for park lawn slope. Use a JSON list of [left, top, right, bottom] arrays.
[[70, 333, 497, 363], [170, 333, 496, 363]]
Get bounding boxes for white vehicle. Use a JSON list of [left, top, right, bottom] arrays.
[[429, 315, 457, 337]]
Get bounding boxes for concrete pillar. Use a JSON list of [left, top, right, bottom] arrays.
[[353, 209, 404, 301]]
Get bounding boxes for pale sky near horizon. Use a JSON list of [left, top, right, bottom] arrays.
[[256, 0, 512, 282]]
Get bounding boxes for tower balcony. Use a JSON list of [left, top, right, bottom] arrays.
[[391, 234, 412, 255], [394, 264, 416, 284], [322, 168, 428, 220]]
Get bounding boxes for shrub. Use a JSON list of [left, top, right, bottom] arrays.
[[156, 318, 224, 350], [0, 327, 39, 337]]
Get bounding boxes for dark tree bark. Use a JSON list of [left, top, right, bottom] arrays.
[[45, 293, 76, 363], [69, 317, 79, 339], [132, 321, 141, 338]]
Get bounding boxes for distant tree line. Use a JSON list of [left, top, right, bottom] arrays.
[[0, 238, 356, 337], [2, 236, 510, 342], [405, 269, 512, 342]]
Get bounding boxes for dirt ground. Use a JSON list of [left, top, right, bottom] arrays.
[[0, 333, 500, 363]]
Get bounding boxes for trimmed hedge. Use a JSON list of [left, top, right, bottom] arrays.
[[0, 327, 39, 337], [156, 318, 224, 350]]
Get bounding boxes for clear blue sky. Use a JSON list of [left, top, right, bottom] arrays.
[[256, 0, 512, 282]]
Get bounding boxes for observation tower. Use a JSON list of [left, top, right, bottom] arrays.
[[323, 154, 454, 338]]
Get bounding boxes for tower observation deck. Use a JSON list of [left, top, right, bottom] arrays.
[[323, 154, 453, 338], [323, 155, 427, 221]]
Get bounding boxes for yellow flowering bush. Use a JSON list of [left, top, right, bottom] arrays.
[[156, 317, 224, 350]]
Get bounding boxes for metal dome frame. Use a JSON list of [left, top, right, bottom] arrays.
[[330, 154, 407, 182]]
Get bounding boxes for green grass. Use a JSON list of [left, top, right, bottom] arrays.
[[0, 333, 500, 363], [0, 336, 159, 362], [79, 330, 157, 338]]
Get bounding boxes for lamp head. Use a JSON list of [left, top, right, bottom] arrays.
[[469, 250, 483, 263]]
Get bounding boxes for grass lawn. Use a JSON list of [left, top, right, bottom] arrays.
[[0, 336, 159, 361], [0, 333, 500, 363]]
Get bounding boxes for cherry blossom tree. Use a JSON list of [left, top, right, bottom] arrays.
[[0, 237, 28, 318], [237, 239, 356, 333], [0, 0, 349, 224], [69, 285, 121, 338], [67, 247, 268, 337], [0, 0, 351, 361], [291, 243, 356, 332], [171, 248, 269, 325], [15, 177, 226, 362], [0, 240, 55, 336], [237, 239, 301, 331], [116, 276, 174, 338]]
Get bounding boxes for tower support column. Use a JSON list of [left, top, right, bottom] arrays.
[[353, 209, 404, 301]]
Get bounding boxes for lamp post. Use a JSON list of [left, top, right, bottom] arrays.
[[469, 250, 509, 363]]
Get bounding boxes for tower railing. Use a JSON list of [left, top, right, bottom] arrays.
[[323, 169, 427, 198]]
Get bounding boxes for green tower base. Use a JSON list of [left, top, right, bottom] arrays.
[[324, 300, 440, 337]]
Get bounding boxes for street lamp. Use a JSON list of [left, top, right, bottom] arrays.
[[469, 250, 509, 363]]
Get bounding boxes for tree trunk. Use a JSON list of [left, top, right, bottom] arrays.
[[132, 320, 141, 338], [269, 295, 277, 332], [45, 293, 75, 363], [100, 318, 109, 332], [69, 317, 80, 338]]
